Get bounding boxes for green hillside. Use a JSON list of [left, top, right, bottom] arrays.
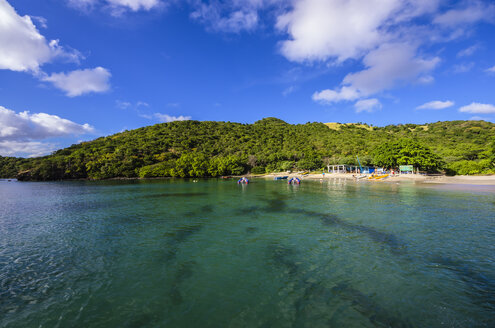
[[1, 118, 494, 180]]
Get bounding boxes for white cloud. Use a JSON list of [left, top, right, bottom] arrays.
[[417, 75, 434, 84], [282, 85, 296, 96], [0, 105, 94, 156], [344, 43, 439, 95], [0, 0, 109, 98], [271, 0, 495, 107], [107, 0, 161, 11], [0, 140, 58, 157], [457, 44, 479, 57], [416, 100, 454, 110], [486, 65, 495, 73], [31, 16, 48, 29], [68, 0, 162, 12], [0, 0, 69, 72], [468, 116, 485, 121], [154, 113, 192, 122], [354, 98, 382, 113], [116, 100, 132, 109], [452, 62, 474, 73], [41, 67, 111, 97], [433, 1, 495, 27], [313, 43, 439, 104], [312, 86, 360, 104], [276, 0, 440, 63], [190, 1, 261, 33], [68, 0, 98, 7], [117, 100, 149, 109], [277, 0, 394, 62], [459, 102, 495, 114], [0, 106, 94, 140]]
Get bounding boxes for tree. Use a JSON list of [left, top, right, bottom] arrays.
[[4, 119, 495, 180], [373, 139, 443, 171]]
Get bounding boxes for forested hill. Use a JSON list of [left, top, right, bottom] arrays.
[[1, 118, 494, 180]]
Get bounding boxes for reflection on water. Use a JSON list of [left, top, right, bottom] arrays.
[[0, 178, 494, 327]]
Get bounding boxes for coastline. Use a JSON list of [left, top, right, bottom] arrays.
[[257, 172, 495, 186], [6, 173, 495, 186]]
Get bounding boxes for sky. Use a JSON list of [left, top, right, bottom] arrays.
[[1, 0, 495, 157]]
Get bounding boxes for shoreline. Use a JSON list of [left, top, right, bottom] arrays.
[[258, 172, 495, 186], [5, 173, 495, 186]]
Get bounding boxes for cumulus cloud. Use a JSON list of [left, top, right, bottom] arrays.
[[0, 0, 78, 72], [0, 106, 94, 140], [0, 140, 58, 157], [1, 0, 109, 97], [313, 43, 439, 104], [416, 100, 454, 110], [354, 98, 382, 113], [276, 0, 440, 63], [269, 0, 495, 107], [312, 86, 360, 104], [154, 113, 192, 122], [41, 67, 111, 97], [277, 0, 396, 62], [0, 105, 94, 156], [270, 0, 455, 106], [345, 43, 439, 94], [459, 102, 495, 114]]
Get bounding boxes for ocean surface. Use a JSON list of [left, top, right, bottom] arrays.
[[1, 178, 494, 328]]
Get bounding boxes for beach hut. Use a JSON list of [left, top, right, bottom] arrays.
[[399, 165, 414, 174], [327, 164, 361, 174]]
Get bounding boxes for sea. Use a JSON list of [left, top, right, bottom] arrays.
[[1, 178, 494, 327]]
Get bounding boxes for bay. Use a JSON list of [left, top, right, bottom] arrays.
[[1, 178, 494, 327]]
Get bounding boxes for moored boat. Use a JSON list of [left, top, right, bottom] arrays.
[[368, 174, 389, 180]]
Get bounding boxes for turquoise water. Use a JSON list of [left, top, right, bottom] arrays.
[[1, 178, 494, 327]]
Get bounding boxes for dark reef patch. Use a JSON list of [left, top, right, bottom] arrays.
[[184, 204, 214, 217], [169, 261, 196, 305], [293, 209, 406, 254], [331, 282, 413, 328], [246, 227, 259, 234], [267, 244, 300, 278], [431, 256, 495, 310], [162, 224, 203, 262]]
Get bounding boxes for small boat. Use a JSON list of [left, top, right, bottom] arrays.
[[368, 174, 389, 180], [354, 175, 367, 180], [237, 177, 249, 184], [288, 177, 301, 185], [274, 176, 289, 180]]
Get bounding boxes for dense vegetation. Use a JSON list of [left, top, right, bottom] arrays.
[[1, 118, 494, 180]]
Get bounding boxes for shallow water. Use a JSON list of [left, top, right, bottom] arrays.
[[1, 178, 494, 327]]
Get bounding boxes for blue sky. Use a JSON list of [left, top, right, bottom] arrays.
[[1, 0, 495, 157]]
